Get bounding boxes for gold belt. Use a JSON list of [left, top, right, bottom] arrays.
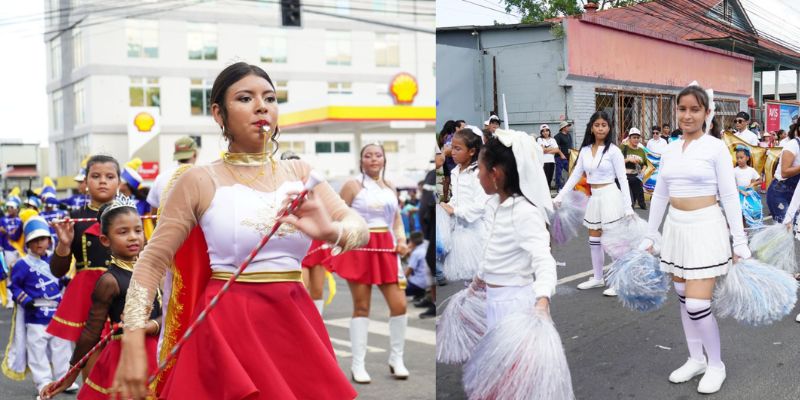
[[210, 270, 303, 283], [369, 227, 389, 233]]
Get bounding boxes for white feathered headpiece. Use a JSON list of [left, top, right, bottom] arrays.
[[492, 129, 554, 216]]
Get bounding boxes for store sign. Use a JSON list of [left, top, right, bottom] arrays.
[[765, 102, 799, 133], [128, 107, 160, 157], [139, 162, 160, 180], [389, 73, 419, 105]]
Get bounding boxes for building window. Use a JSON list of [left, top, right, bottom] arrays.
[[187, 22, 217, 60], [190, 78, 212, 115], [279, 141, 305, 153], [73, 28, 84, 69], [372, 0, 398, 12], [52, 90, 63, 131], [382, 140, 399, 152], [595, 89, 675, 141], [127, 20, 159, 58], [74, 81, 86, 125], [50, 37, 61, 79], [326, 30, 351, 66], [130, 77, 160, 107], [275, 80, 288, 104], [328, 82, 352, 95], [260, 29, 287, 64], [316, 141, 350, 153], [375, 33, 399, 67]]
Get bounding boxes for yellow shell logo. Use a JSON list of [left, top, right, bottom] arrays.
[[133, 112, 155, 132], [390, 73, 418, 105]]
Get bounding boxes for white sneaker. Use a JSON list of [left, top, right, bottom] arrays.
[[65, 382, 80, 393], [697, 364, 726, 394], [796, 313, 800, 322], [669, 357, 707, 383], [577, 278, 604, 290], [602, 287, 617, 296]]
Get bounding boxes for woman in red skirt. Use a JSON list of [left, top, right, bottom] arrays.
[[42, 197, 161, 399], [302, 239, 332, 315], [48, 155, 120, 378], [112, 62, 369, 400], [332, 143, 410, 384]]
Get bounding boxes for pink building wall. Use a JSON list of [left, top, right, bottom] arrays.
[[566, 18, 753, 96]]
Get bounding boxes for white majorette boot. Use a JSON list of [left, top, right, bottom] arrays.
[[349, 317, 371, 384], [697, 363, 726, 394], [668, 357, 707, 383], [388, 315, 410, 379], [577, 277, 604, 290], [313, 299, 324, 316]]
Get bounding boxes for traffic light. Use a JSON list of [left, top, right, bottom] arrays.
[[281, 0, 301, 27]]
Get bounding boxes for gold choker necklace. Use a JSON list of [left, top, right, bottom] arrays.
[[223, 152, 269, 166], [111, 256, 136, 272]]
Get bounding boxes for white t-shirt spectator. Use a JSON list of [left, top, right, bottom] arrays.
[[775, 138, 800, 181], [734, 166, 760, 188], [406, 241, 431, 289], [735, 129, 759, 146], [146, 165, 178, 209], [536, 137, 558, 164], [779, 138, 790, 148], [646, 136, 669, 154]]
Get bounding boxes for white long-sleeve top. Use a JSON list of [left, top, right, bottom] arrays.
[[448, 163, 490, 224], [784, 180, 800, 225], [646, 134, 748, 248], [478, 195, 557, 298], [555, 145, 632, 207]]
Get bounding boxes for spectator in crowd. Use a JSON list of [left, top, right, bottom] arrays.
[[438, 120, 458, 201], [647, 124, 669, 154], [404, 232, 430, 302], [777, 129, 789, 147], [734, 111, 759, 145], [554, 121, 573, 191], [662, 123, 671, 139], [620, 127, 648, 210], [536, 124, 563, 189], [484, 114, 501, 135]]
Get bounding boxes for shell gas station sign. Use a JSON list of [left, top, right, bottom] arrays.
[[128, 107, 160, 157], [389, 73, 418, 105]]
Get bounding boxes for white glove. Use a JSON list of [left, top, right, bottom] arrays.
[[637, 238, 654, 252], [733, 243, 751, 260]]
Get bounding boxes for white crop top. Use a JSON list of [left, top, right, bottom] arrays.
[[555, 145, 631, 207], [350, 175, 398, 229], [646, 134, 747, 247], [199, 181, 310, 274]]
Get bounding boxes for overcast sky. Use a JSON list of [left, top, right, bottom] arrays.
[[0, 0, 798, 146]]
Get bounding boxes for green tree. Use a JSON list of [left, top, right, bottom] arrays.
[[504, 0, 652, 24]]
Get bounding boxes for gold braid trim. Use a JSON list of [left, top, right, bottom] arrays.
[[123, 279, 152, 331], [337, 214, 369, 253]]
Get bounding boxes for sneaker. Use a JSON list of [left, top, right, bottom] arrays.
[[602, 287, 617, 296], [65, 382, 80, 393], [796, 313, 800, 322], [419, 306, 436, 319], [576, 278, 605, 290], [668, 357, 707, 383], [414, 299, 434, 309], [437, 278, 448, 287], [697, 364, 726, 394]]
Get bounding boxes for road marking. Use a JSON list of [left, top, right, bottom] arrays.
[[557, 265, 612, 285], [329, 337, 387, 353], [333, 349, 352, 357], [325, 318, 436, 346]]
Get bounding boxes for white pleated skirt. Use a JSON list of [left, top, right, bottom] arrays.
[[582, 184, 627, 230], [443, 219, 484, 280], [659, 205, 731, 280], [486, 283, 536, 330]]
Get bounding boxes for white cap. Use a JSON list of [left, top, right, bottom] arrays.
[[483, 115, 500, 125], [628, 127, 642, 136], [539, 124, 551, 132]]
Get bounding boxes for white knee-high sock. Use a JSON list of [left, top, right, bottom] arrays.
[[589, 237, 604, 281], [685, 297, 722, 368], [674, 283, 704, 362]]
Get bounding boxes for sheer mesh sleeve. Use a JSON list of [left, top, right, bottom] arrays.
[[123, 166, 214, 331], [71, 273, 119, 366], [288, 161, 369, 251]]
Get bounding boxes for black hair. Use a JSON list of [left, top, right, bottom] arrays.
[[662, 123, 670, 129], [482, 128, 493, 142], [359, 143, 388, 187], [455, 120, 466, 128], [438, 120, 456, 148], [652, 125, 660, 132], [676, 85, 719, 137], [210, 62, 279, 155], [479, 137, 523, 198], [788, 124, 797, 139], [86, 155, 120, 178], [409, 231, 424, 246], [776, 129, 786, 138], [453, 128, 482, 167], [709, 117, 721, 139], [735, 146, 753, 167], [97, 203, 139, 236], [579, 111, 614, 159]]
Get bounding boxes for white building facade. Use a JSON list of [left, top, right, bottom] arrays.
[[45, 0, 435, 189]]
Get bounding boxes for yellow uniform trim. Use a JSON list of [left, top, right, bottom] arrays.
[[2, 306, 28, 381], [279, 105, 436, 128], [210, 270, 303, 283], [52, 315, 85, 328], [84, 377, 110, 394], [369, 227, 389, 233]]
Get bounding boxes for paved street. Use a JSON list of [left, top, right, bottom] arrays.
[[436, 206, 800, 400], [0, 275, 435, 399]]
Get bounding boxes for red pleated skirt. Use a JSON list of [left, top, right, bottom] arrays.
[[77, 335, 159, 400], [47, 269, 106, 341], [301, 240, 332, 270], [331, 231, 398, 285], [159, 280, 356, 400]]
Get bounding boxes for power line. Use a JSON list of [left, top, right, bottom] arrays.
[[460, 0, 517, 17]]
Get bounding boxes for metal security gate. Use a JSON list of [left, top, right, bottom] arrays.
[[595, 89, 675, 141]]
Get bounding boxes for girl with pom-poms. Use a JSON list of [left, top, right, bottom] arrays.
[[638, 83, 750, 394]]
